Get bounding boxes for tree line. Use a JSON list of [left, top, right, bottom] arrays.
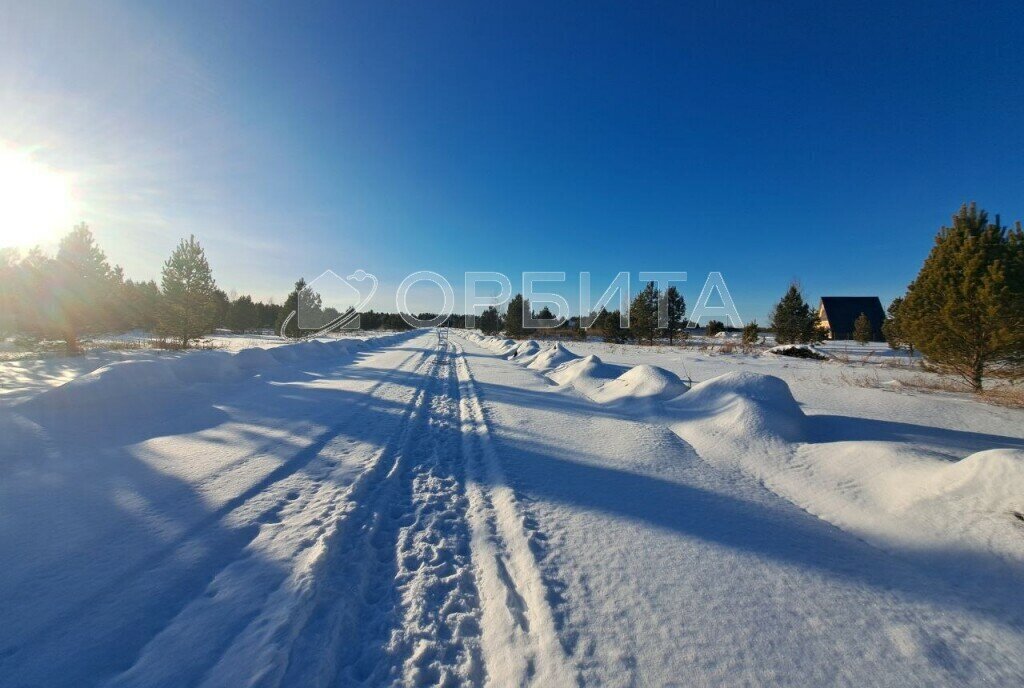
[[0, 224, 415, 352], [475, 284, 688, 345]]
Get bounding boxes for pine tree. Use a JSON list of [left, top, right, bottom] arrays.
[[53, 223, 116, 352], [228, 295, 259, 333], [629, 281, 659, 344], [599, 308, 630, 343], [256, 300, 280, 330], [742, 320, 760, 345], [158, 235, 218, 348], [901, 203, 1024, 390], [882, 297, 912, 354], [276, 278, 307, 338], [572, 315, 589, 341], [504, 293, 528, 337], [13, 247, 57, 341], [478, 306, 500, 335], [663, 286, 685, 344], [212, 289, 231, 330], [769, 284, 823, 344], [705, 319, 725, 337], [114, 278, 162, 332], [853, 312, 872, 344]]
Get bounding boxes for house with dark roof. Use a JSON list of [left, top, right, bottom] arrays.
[[817, 296, 886, 341]]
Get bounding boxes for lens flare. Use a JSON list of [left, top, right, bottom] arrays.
[[0, 143, 77, 249]]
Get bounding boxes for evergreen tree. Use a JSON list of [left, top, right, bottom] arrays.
[[705, 319, 725, 337], [853, 312, 872, 344], [212, 289, 231, 329], [296, 282, 324, 329], [158, 235, 218, 348], [228, 295, 259, 333], [536, 305, 555, 321], [663, 286, 685, 344], [13, 247, 57, 341], [53, 223, 116, 352], [573, 315, 589, 341], [276, 278, 308, 338], [629, 281, 659, 344], [256, 300, 280, 330], [901, 203, 1024, 390], [599, 308, 630, 343], [742, 320, 760, 345], [478, 306, 500, 335], [882, 297, 912, 354], [769, 284, 823, 344], [504, 293, 528, 337], [106, 265, 130, 332], [120, 279, 161, 331]]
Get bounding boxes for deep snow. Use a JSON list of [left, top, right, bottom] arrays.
[[1, 330, 1022, 686]]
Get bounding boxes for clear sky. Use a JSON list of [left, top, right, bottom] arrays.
[[1, 1, 1021, 321]]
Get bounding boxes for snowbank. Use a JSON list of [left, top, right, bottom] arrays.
[[464, 334, 689, 405], [20, 331, 414, 420], [548, 354, 618, 386], [507, 340, 540, 361], [467, 331, 1024, 576], [938, 448, 1024, 514], [24, 358, 183, 416], [525, 342, 580, 371], [671, 371, 806, 442], [665, 370, 1024, 575], [590, 364, 689, 405], [234, 346, 280, 370]]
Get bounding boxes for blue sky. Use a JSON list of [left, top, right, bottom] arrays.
[[1, 1, 1021, 321]]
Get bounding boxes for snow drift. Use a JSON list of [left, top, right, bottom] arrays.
[[463, 330, 1024, 575], [22, 358, 185, 418], [465, 334, 689, 405], [19, 332, 412, 422], [937, 448, 1024, 514], [525, 343, 580, 371], [589, 364, 689, 405], [664, 370, 1024, 576], [548, 354, 621, 387], [670, 371, 806, 442]]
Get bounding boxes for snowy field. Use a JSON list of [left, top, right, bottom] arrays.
[[0, 331, 389, 406], [1, 330, 1022, 686]]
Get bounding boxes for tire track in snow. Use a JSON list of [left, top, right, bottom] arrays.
[[453, 341, 578, 687], [9, 344, 431, 688], [237, 342, 484, 687], [385, 343, 484, 686], [101, 343, 432, 688]]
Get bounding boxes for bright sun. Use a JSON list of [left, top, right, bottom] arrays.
[[0, 143, 77, 250]]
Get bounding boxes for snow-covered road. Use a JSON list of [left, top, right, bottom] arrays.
[[2, 332, 1022, 686]]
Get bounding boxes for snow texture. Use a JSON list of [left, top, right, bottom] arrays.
[[1, 329, 1022, 686]]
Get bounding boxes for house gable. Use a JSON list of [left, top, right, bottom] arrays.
[[818, 296, 885, 341]]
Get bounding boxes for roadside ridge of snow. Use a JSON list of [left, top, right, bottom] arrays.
[[20, 331, 417, 418], [465, 333, 688, 404], [464, 332, 1024, 590], [666, 371, 1024, 580]]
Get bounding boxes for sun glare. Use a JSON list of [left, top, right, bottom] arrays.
[[0, 143, 77, 250]]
